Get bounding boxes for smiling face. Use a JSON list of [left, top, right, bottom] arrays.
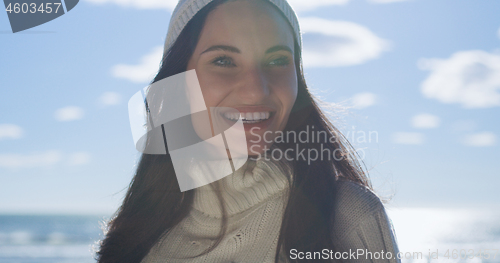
[[187, 0, 298, 157]]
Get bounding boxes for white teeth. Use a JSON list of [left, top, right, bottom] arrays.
[[223, 111, 272, 123]]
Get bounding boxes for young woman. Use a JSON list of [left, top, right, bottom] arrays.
[[97, 0, 400, 262]]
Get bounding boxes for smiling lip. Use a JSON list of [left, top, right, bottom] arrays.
[[223, 111, 271, 124], [218, 106, 277, 131]]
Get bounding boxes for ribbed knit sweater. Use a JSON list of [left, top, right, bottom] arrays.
[[141, 160, 400, 262]]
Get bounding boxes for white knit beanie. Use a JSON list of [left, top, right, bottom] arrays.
[[163, 0, 301, 53]]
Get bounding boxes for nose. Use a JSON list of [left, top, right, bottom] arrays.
[[237, 67, 270, 104]]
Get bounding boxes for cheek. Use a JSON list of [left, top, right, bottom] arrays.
[[187, 59, 233, 109], [270, 71, 298, 114], [276, 86, 297, 132], [189, 71, 237, 141], [196, 72, 234, 108]]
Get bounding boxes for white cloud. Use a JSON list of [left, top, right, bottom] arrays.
[[300, 17, 390, 68], [84, 0, 177, 10], [419, 50, 500, 108], [112, 46, 163, 83], [411, 114, 440, 129], [82, 0, 412, 12], [68, 152, 91, 166], [0, 151, 62, 169], [367, 0, 410, 3], [54, 106, 85, 122], [462, 132, 497, 147], [392, 132, 424, 145], [84, 0, 350, 11], [0, 151, 93, 169], [288, 0, 349, 11], [98, 92, 122, 106], [0, 124, 24, 140], [351, 92, 377, 109]]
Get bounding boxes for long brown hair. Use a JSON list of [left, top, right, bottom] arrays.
[[96, 0, 371, 262]]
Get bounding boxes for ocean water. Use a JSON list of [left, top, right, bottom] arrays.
[[387, 208, 500, 263], [0, 215, 104, 263], [0, 208, 499, 263]]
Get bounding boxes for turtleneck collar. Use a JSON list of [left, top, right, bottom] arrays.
[[192, 158, 292, 218]]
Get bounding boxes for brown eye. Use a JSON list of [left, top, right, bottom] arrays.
[[212, 56, 236, 68], [267, 56, 291, 67]]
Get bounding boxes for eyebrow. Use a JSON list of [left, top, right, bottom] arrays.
[[201, 45, 240, 54], [265, 45, 293, 54], [200, 45, 293, 55]]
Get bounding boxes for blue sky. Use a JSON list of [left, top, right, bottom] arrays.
[[1, 0, 499, 215]]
